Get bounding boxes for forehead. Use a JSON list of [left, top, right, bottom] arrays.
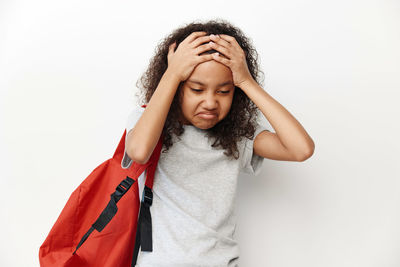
[[185, 60, 233, 86]]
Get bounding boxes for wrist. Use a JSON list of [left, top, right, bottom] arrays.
[[164, 68, 182, 84], [237, 78, 256, 91]]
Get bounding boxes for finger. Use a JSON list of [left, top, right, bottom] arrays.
[[167, 42, 176, 63], [210, 34, 230, 49], [197, 53, 215, 63], [218, 34, 236, 44], [209, 41, 231, 60], [211, 52, 230, 66], [190, 35, 212, 48], [185, 31, 208, 45], [168, 42, 176, 54], [215, 34, 243, 58], [194, 42, 214, 55]]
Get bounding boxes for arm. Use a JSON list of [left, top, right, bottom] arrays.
[[207, 33, 314, 162], [127, 31, 216, 164], [241, 79, 315, 162], [126, 70, 181, 164]]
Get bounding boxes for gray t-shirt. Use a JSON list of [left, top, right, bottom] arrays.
[[121, 105, 269, 267]]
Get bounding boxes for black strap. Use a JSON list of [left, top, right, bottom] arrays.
[[73, 176, 135, 255], [131, 185, 153, 266]]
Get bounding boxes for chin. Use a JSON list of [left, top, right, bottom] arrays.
[[195, 120, 218, 130], [196, 125, 212, 130]]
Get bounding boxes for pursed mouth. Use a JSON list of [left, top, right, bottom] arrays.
[[197, 113, 217, 119], [197, 111, 218, 116]]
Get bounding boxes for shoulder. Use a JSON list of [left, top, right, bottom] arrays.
[[238, 122, 270, 175], [242, 122, 270, 151], [127, 104, 146, 116], [125, 104, 146, 132]]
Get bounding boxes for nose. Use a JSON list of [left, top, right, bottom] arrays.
[[202, 91, 218, 109]]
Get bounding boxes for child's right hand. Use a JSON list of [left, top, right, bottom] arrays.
[[166, 31, 215, 82]]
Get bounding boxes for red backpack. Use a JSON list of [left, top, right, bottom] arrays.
[[39, 105, 161, 266]]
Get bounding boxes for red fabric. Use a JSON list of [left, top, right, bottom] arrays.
[[39, 105, 162, 266]]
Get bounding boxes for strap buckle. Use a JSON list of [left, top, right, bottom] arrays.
[[115, 177, 134, 198], [142, 186, 153, 206]]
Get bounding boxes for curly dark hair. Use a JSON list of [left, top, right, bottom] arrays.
[[133, 18, 265, 160]]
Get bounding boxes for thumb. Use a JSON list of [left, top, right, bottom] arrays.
[[168, 42, 177, 55]]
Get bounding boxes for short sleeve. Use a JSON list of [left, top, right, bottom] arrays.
[[121, 105, 146, 169], [240, 122, 270, 175]]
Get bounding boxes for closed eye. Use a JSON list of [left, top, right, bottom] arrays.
[[191, 88, 230, 94]]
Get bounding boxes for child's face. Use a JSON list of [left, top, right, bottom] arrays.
[[178, 58, 235, 130]]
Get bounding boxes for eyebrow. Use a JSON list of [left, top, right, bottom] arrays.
[[187, 79, 233, 87]]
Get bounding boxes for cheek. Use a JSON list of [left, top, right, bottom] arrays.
[[223, 96, 234, 109], [180, 96, 196, 114], [220, 99, 234, 118]]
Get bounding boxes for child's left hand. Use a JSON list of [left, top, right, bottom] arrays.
[[209, 34, 254, 89]]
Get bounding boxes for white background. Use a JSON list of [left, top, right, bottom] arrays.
[[1, 0, 399, 266]]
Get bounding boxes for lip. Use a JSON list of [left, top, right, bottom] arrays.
[[197, 111, 218, 119]]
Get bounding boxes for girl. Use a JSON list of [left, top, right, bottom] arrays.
[[121, 19, 315, 267]]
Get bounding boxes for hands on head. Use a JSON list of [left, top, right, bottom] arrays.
[[167, 31, 253, 88]]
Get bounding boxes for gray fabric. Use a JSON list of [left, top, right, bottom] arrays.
[[122, 105, 269, 267]]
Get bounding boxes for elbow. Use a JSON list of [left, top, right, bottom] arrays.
[[127, 146, 150, 165], [297, 151, 313, 162], [296, 142, 315, 162], [126, 130, 151, 165]]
